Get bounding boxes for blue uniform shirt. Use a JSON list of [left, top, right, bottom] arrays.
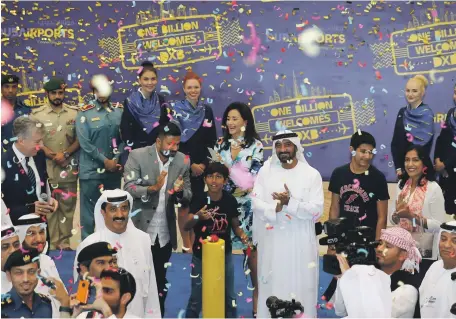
[[75, 100, 125, 180], [1, 287, 52, 318], [1, 99, 31, 148]]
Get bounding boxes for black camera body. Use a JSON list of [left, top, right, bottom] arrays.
[[267, 296, 304, 318], [319, 217, 379, 275]]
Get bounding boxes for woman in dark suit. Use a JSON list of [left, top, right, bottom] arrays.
[[120, 61, 170, 153], [173, 71, 217, 198], [173, 71, 217, 252], [434, 84, 456, 216], [391, 74, 434, 178]]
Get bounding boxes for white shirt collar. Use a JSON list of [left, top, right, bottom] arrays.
[[12, 143, 27, 162]]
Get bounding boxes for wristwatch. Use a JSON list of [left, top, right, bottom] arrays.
[[63, 151, 70, 159]]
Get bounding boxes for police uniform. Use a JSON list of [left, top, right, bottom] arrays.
[[75, 241, 118, 304], [1, 74, 31, 149], [30, 78, 79, 250], [76, 100, 124, 240], [2, 249, 53, 318]]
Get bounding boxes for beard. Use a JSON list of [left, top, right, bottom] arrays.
[[277, 149, 297, 163], [50, 98, 63, 106], [109, 303, 120, 315]]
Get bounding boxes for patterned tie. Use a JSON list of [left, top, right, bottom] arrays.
[[24, 157, 36, 188]]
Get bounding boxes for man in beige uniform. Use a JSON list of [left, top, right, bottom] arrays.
[[30, 77, 80, 250]]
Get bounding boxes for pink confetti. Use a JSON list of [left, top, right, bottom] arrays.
[[115, 241, 123, 249], [359, 213, 367, 221], [137, 66, 144, 75], [246, 297, 253, 303], [153, 122, 160, 128], [352, 178, 360, 189], [441, 121, 447, 129], [20, 247, 30, 254], [112, 138, 118, 148], [190, 263, 195, 268], [242, 21, 261, 66], [53, 249, 63, 260], [202, 119, 212, 128], [406, 133, 414, 142]]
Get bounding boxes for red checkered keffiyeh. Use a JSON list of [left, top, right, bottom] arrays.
[[380, 227, 422, 273]]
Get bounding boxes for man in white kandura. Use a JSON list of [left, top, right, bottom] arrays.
[[419, 221, 456, 318], [73, 189, 161, 318], [252, 130, 324, 318]]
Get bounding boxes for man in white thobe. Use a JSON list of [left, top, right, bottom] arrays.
[[73, 189, 161, 318], [419, 221, 456, 318], [14, 213, 64, 317], [252, 130, 324, 318]]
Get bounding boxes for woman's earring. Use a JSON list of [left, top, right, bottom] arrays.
[[241, 126, 246, 132], [351, 150, 356, 157]]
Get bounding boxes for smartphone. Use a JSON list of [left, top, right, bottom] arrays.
[[76, 279, 90, 304], [38, 275, 56, 289]]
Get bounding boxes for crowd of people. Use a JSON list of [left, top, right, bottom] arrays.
[[0, 65, 455, 318]]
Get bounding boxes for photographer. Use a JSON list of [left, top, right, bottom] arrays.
[[71, 267, 137, 318], [333, 227, 423, 318], [333, 256, 391, 318], [419, 221, 456, 318]]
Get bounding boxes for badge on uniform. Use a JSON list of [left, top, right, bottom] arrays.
[[91, 117, 100, 122]]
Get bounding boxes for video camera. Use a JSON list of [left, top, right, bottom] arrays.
[[319, 217, 379, 275], [266, 296, 304, 318]]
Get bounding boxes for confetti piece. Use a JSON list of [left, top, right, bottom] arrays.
[[178, 309, 186, 319], [308, 261, 316, 268], [60, 217, 66, 223], [164, 262, 172, 268], [406, 133, 414, 142], [359, 213, 367, 221], [352, 179, 360, 189], [129, 209, 142, 218]]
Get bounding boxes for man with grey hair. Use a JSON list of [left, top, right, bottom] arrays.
[[1, 116, 57, 224]]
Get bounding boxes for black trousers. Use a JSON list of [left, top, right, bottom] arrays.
[[151, 237, 173, 317]]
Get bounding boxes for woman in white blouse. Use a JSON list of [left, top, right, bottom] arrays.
[[390, 145, 445, 260]]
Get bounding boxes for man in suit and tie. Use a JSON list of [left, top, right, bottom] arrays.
[[123, 122, 191, 317], [1, 116, 57, 224]]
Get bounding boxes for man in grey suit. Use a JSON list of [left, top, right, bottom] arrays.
[[123, 122, 191, 317]]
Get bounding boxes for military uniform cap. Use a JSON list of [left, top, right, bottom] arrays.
[[3, 248, 40, 272], [1, 74, 19, 86], [43, 77, 66, 92], [77, 241, 117, 263]]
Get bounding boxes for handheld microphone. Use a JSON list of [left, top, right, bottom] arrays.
[[39, 193, 49, 203]]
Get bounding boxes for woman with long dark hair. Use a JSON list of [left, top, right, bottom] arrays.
[[120, 61, 170, 153], [390, 145, 445, 260], [391, 75, 435, 178], [434, 84, 456, 217], [215, 102, 264, 317]]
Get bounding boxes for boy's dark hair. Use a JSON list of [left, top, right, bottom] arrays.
[[399, 145, 436, 189], [158, 122, 181, 139], [204, 162, 230, 180], [350, 130, 376, 149], [100, 268, 136, 308]]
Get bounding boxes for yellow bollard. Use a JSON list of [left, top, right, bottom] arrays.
[[202, 238, 225, 318]]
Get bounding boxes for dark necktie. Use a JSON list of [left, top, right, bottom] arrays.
[[24, 157, 36, 188]]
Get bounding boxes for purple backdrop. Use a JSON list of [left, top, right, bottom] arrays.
[[2, 1, 455, 181]]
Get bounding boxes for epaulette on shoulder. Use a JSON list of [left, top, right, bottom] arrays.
[[31, 105, 46, 114], [38, 293, 51, 303], [79, 104, 95, 112], [64, 103, 80, 111]]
